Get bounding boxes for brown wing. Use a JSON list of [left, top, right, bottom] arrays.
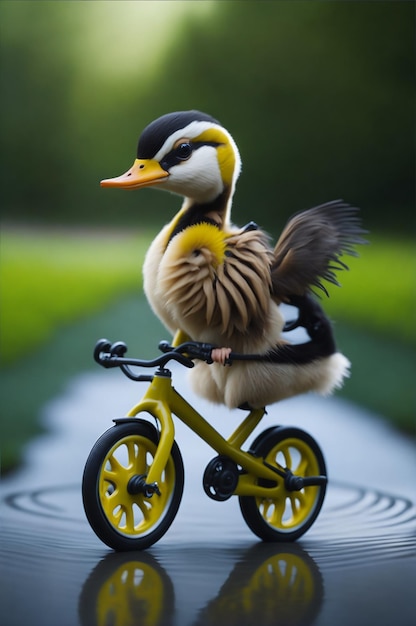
[[271, 200, 367, 299], [158, 223, 273, 338]]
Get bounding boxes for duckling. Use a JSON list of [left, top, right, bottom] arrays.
[[101, 110, 366, 409]]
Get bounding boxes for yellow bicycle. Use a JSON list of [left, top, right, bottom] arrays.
[[82, 339, 327, 551]]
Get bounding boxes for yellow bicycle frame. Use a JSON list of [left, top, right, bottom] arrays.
[[125, 370, 285, 499]]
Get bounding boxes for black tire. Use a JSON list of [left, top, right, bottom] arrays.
[[82, 420, 184, 551], [239, 426, 326, 542]]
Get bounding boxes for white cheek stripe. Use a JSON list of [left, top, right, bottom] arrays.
[[153, 121, 227, 161]]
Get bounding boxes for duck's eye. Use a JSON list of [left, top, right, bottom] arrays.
[[176, 142, 192, 160]]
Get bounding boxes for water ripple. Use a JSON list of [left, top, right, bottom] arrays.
[[2, 480, 415, 567]]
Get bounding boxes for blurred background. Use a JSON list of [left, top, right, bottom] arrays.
[[0, 1, 414, 471], [1, 1, 413, 228]]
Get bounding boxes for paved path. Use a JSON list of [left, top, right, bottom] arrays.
[[1, 366, 415, 626]]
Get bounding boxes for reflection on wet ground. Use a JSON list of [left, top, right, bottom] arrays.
[[1, 369, 415, 625], [79, 543, 323, 626], [1, 480, 415, 626]]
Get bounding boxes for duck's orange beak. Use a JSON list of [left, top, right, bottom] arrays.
[[100, 158, 169, 189]]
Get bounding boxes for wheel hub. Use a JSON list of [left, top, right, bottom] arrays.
[[127, 474, 161, 497]]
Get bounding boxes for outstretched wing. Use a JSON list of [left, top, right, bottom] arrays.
[[158, 223, 273, 338], [271, 200, 367, 298]]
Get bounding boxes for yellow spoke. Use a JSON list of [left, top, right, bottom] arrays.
[[135, 497, 152, 520], [279, 444, 292, 469], [135, 450, 148, 475], [126, 440, 138, 469], [260, 497, 285, 526], [297, 456, 309, 476], [273, 497, 286, 526], [261, 499, 273, 519], [123, 504, 135, 531], [104, 488, 121, 504], [288, 495, 301, 517], [289, 490, 305, 508], [108, 454, 124, 473], [102, 468, 119, 483], [113, 506, 124, 525]]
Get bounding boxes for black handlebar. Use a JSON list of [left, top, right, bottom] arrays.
[[94, 338, 197, 377], [94, 338, 267, 382]]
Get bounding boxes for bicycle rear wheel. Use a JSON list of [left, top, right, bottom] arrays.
[[239, 426, 326, 542], [82, 420, 184, 551]]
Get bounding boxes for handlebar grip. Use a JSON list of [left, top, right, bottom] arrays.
[[158, 340, 173, 353], [94, 339, 112, 366], [94, 339, 128, 367], [110, 341, 128, 357]]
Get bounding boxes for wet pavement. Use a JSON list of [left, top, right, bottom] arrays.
[[1, 365, 415, 626]]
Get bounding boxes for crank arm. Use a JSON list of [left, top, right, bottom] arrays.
[[263, 461, 327, 491], [284, 470, 327, 491], [234, 471, 327, 498]]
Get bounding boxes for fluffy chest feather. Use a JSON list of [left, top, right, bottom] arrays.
[[143, 222, 283, 349]]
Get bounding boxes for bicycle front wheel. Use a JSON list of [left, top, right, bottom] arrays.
[[239, 426, 327, 542], [82, 420, 184, 551]]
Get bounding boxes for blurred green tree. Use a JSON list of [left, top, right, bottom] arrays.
[[0, 1, 413, 233], [136, 0, 414, 233], [0, 2, 82, 219]]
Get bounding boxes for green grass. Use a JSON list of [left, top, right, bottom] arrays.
[[323, 234, 415, 346], [335, 325, 415, 434], [2, 230, 414, 368], [0, 226, 155, 365]]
